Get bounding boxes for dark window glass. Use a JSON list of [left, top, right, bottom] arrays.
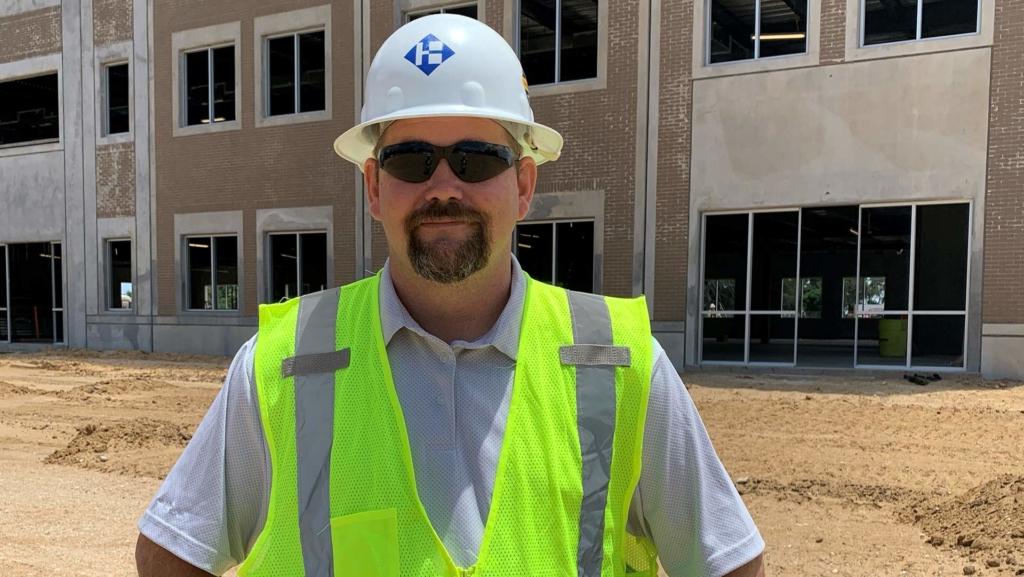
[[702, 315, 746, 362], [0, 73, 60, 146], [107, 63, 130, 134], [0, 246, 7, 341], [555, 221, 593, 292], [912, 315, 965, 368], [516, 223, 554, 283], [559, 0, 598, 82], [921, 0, 978, 38], [797, 206, 859, 368], [268, 36, 295, 116], [298, 31, 326, 113], [270, 234, 298, 302], [7, 243, 55, 342], [749, 314, 795, 363], [300, 233, 328, 295], [750, 211, 798, 311], [703, 214, 749, 312], [863, 0, 919, 45], [212, 46, 236, 122], [757, 0, 807, 58], [215, 236, 238, 310], [446, 4, 478, 18], [709, 0, 756, 63], [188, 237, 212, 309], [859, 206, 911, 312], [914, 203, 969, 311], [185, 50, 210, 126], [520, 0, 556, 85], [54, 310, 63, 343], [109, 240, 132, 310], [52, 243, 62, 313]]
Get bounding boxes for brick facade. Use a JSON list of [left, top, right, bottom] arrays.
[[153, 0, 357, 316], [818, 0, 845, 64], [94, 0, 133, 46], [96, 143, 136, 218], [0, 7, 61, 64], [983, 0, 1024, 325], [652, 0, 693, 322]]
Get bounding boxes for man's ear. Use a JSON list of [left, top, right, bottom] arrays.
[[364, 158, 383, 221], [516, 156, 537, 220]]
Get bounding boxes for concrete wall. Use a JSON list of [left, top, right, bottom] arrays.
[[0, 151, 66, 241], [685, 48, 993, 369]]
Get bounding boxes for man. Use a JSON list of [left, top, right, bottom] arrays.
[[136, 14, 765, 577]]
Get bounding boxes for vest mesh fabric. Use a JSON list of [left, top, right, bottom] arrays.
[[241, 274, 657, 577], [240, 296, 304, 576]]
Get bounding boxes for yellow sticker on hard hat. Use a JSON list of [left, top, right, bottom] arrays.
[[521, 75, 530, 96]]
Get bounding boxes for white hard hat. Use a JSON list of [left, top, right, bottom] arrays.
[[334, 14, 563, 170]]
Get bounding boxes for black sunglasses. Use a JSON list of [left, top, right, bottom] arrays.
[[378, 140, 517, 184]]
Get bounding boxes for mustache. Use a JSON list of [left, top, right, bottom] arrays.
[[406, 201, 486, 229]]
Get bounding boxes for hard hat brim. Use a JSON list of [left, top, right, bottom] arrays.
[[334, 106, 563, 172]]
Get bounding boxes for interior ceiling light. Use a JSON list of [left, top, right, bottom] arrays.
[[752, 33, 807, 40]]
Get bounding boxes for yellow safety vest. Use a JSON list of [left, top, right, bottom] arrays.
[[238, 272, 658, 576]]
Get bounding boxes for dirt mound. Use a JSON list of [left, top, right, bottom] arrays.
[[9, 359, 105, 376], [902, 475, 1024, 561], [56, 378, 175, 401], [741, 477, 928, 508], [0, 380, 38, 397], [44, 418, 192, 478]]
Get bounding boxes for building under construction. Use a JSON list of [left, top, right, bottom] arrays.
[[1, 0, 1022, 379]]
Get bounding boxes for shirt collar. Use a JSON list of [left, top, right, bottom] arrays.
[[379, 256, 525, 361]]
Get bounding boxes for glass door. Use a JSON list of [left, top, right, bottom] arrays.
[[0, 245, 8, 342]]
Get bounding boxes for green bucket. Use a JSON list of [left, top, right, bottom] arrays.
[[878, 318, 908, 358]]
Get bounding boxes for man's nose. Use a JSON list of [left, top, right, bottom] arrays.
[[422, 158, 465, 203]]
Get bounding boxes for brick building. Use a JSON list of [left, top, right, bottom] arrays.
[[0, 0, 1021, 379]]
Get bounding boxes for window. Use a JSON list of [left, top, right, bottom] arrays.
[[704, 279, 737, 313], [708, 0, 807, 64], [265, 30, 325, 117], [0, 72, 59, 147], [267, 232, 328, 303], [863, 0, 979, 45], [51, 243, 63, 344], [183, 46, 236, 126], [104, 63, 130, 135], [406, 3, 478, 21], [0, 245, 7, 341], [519, 0, 599, 85], [107, 240, 132, 310], [515, 221, 594, 292], [186, 236, 238, 310], [700, 203, 970, 369]]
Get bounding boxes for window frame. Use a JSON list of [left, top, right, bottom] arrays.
[[105, 238, 134, 312], [843, 0, 994, 62], [102, 61, 131, 137], [184, 234, 240, 312], [262, 29, 327, 118], [265, 230, 329, 303], [0, 244, 8, 343], [859, 0, 982, 48], [513, 218, 596, 291], [171, 22, 242, 137], [404, 1, 480, 22], [513, 0, 607, 95], [698, 201, 973, 370], [254, 5, 332, 129], [0, 68, 62, 152], [705, 0, 809, 65]]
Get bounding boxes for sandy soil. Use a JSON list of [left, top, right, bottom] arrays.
[[0, 351, 1021, 577]]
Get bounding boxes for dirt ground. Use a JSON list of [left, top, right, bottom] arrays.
[[0, 350, 1022, 577]]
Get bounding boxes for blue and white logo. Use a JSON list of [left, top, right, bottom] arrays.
[[404, 34, 455, 76]]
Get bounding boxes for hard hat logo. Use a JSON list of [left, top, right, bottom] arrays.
[[404, 34, 455, 76]]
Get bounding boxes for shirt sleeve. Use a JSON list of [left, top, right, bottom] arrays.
[[137, 336, 269, 576], [628, 338, 765, 577]]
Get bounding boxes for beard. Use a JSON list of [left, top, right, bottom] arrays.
[[406, 200, 491, 284]]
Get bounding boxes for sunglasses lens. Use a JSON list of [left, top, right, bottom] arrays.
[[381, 151, 436, 183], [452, 144, 515, 183]]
